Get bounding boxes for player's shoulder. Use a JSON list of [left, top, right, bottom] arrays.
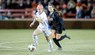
[[53, 10, 58, 16], [41, 12, 47, 17], [36, 12, 39, 15], [53, 10, 58, 14]]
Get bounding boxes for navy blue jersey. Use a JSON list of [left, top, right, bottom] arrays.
[[49, 10, 65, 30]]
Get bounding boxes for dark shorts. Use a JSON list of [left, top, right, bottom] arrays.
[[52, 25, 65, 34]]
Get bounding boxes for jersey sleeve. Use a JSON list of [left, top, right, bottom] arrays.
[[55, 12, 64, 28]]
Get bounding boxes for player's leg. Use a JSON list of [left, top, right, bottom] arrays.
[[63, 29, 71, 39], [58, 28, 71, 41], [46, 36, 53, 52], [32, 27, 43, 46], [43, 29, 53, 52], [28, 28, 43, 52], [55, 33, 63, 50], [52, 30, 62, 50]]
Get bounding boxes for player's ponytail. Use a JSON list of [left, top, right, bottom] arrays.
[[48, 3, 62, 17]]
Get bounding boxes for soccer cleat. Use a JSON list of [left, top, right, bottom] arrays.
[[58, 47, 62, 50], [48, 49, 52, 52], [48, 47, 53, 52], [65, 34, 71, 40]]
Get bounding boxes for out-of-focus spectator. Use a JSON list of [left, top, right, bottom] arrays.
[[81, 3, 87, 18], [25, 0, 32, 9], [76, 0, 83, 18], [67, 0, 76, 13], [0, 0, 8, 20], [0, 0, 94, 19], [10, 0, 18, 9], [88, 0, 93, 4], [1, 0, 6, 9], [62, 0, 68, 4], [77, 0, 81, 3], [0, 0, 2, 9], [85, 3, 93, 18], [59, 0, 64, 8], [0, 0, 5, 9], [67, 0, 76, 9], [49, 0, 54, 5], [31, 0, 38, 10], [49, 0, 59, 7], [42, 0, 48, 9], [62, 4, 68, 18], [81, 0, 87, 5], [91, 7, 95, 18], [5, 0, 11, 9], [0, 0, 2, 19], [16, 0, 26, 9]]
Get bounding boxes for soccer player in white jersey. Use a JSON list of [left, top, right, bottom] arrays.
[[29, 4, 53, 52]]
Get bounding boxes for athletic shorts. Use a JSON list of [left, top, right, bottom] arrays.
[[38, 27, 51, 37], [43, 29, 51, 37], [52, 25, 65, 34]]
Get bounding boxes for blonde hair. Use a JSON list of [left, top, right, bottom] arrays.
[[37, 4, 43, 9], [36, 4, 46, 12]]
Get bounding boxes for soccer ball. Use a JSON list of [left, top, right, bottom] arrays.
[[28, 44, 36, 52]]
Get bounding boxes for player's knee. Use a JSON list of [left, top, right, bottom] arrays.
[[56, 35, 61, 40], [45, 36, 49, 42], [56, 38, 60, 40], [32, 32, 37, 36], [32, 34, 37, 37]]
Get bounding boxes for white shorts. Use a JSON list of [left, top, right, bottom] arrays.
[[38, 27, 51, 37]]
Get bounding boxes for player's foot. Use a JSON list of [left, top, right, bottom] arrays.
[[48, 48, 53, 52], [48, 49, 52, 52], [65, 34, 71, 40], [58, 47, 62, 50]]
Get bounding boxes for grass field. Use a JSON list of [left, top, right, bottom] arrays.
[[0, 29, 95, 55]]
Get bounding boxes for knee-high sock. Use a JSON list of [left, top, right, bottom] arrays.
[[33, 35, 38, 46], [53, 38, 62, 48], [57, 35, 66, 41], [48, 40, 53, 50], [57, 30, 67, 41]]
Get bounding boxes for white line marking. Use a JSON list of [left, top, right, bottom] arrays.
[[0, 41, 29, 50], [0, 41, 30, 45]]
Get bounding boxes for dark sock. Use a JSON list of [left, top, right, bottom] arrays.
[[58, 35, 66, 41], [53, 38, 62, 48]]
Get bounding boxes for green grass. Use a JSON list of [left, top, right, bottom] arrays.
[[0, 29, 95, 55]]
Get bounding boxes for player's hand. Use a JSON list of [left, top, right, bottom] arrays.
[[30, 23, 34, 27], [33, 14, 38, 19]]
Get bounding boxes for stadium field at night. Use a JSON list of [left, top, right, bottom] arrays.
[[0, 29, 95, 55]]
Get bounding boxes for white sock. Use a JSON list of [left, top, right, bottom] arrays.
[[33, 35, 38, 46], [48, 40, 53, 50]]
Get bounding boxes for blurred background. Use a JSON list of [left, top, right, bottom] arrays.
[[0, 0, 95, 29]]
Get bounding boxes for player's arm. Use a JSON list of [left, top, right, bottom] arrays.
[[36, 15, 46, 23], [30, 11, 37, 27], [56, 12, 64, 28], [30, 19, 36, 27]]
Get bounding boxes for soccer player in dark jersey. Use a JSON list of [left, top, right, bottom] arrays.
[[48, 4, 70, 50]]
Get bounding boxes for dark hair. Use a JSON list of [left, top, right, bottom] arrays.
[[48, 3, 55, 9], [48, 3, 63, 17]]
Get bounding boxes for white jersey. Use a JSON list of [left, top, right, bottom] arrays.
[[35, 12, 49, 30]]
